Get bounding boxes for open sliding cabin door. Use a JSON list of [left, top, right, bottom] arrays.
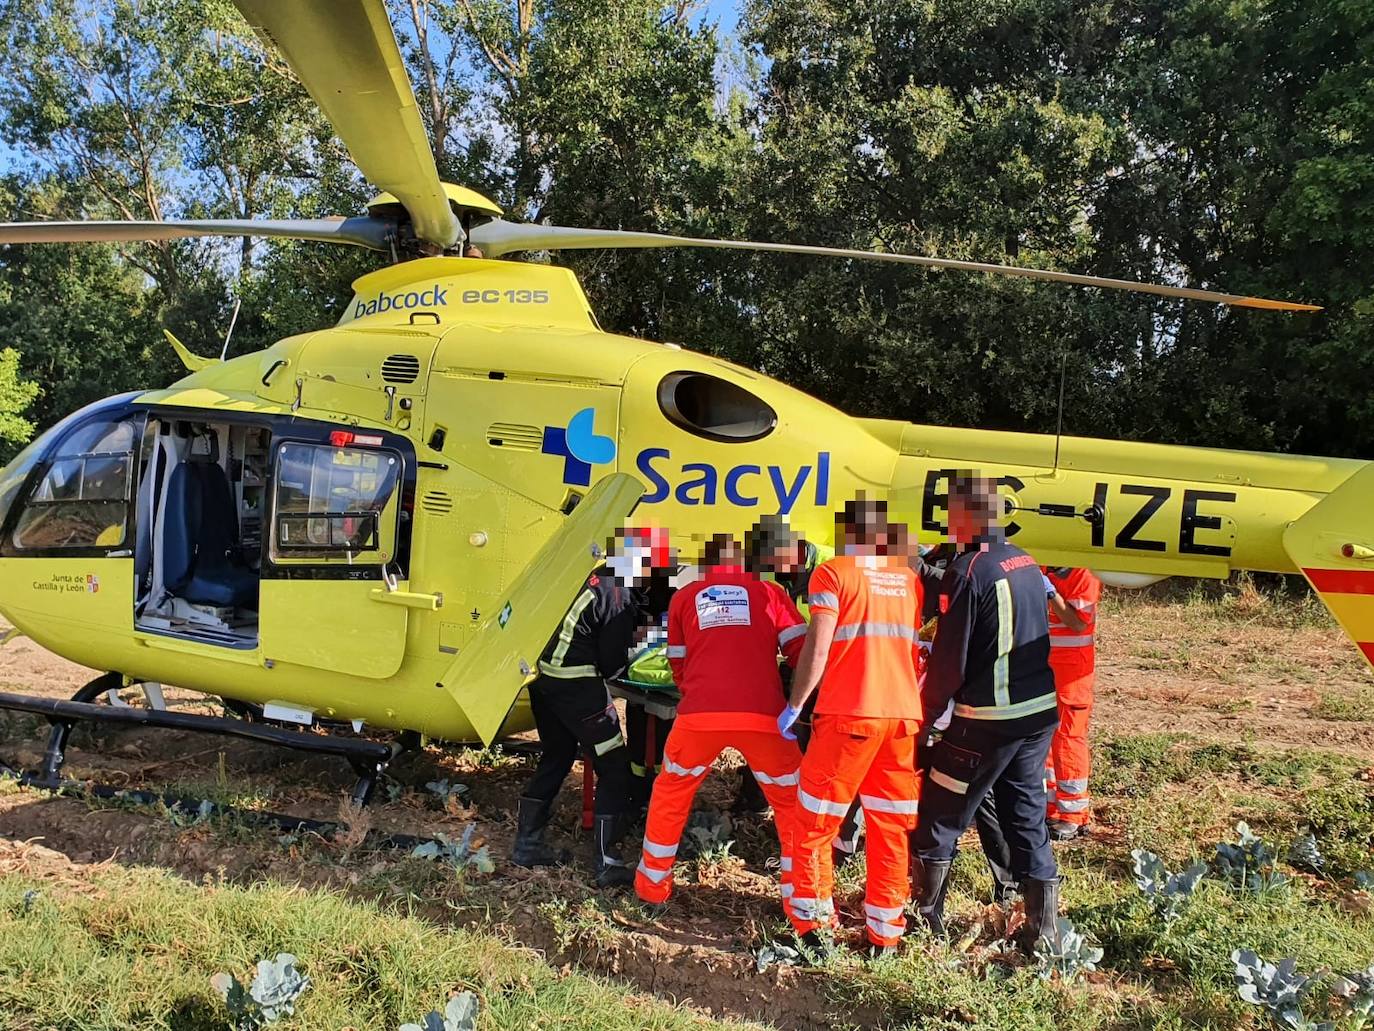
[[257, 427, 416, 680]]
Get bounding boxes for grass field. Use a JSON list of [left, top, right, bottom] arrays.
[[1, 577, 1372, 1029]]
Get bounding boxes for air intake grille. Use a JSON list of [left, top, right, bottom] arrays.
[[381, 354, 422, 384], [487, 422, 543, 451], [420, 490, 453, 515]]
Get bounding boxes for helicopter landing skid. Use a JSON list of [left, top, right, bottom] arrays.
[[0, 675, 414, 808]]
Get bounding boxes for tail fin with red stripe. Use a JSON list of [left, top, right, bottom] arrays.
[[1283, 463, 1374, 667]]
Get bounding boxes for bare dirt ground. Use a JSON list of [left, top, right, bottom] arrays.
[[2, 583, 1372, 1029]]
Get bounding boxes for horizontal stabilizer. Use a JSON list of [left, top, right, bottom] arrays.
[[1283, 462, 1374, 668]]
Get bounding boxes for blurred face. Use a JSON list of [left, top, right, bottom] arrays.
[[948, 477, 1001, 546], [765, 543, 802, 573], [607, 541, 653, 585]]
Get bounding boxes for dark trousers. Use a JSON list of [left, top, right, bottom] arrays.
[[524, 675, 631, 817], [974, 793, 1019, 900], [626, 703, 672, 810], [914, 718, 1057, 882]]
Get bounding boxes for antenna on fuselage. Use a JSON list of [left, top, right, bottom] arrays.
[[1051, 350, 1068, 474], [220, 297, 242, 362]]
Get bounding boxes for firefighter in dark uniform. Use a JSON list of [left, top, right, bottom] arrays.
[[511, 527, 675, 888], [913, 538, 1027, 907], [913, 473, 1060, 946]]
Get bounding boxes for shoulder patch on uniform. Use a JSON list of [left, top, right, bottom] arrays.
[[939, 594, 950, 614], [588, 574, 600, 587]]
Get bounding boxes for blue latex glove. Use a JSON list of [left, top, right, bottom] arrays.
[[1042, 573, 1057, 598], [777, 704, 802, 740]]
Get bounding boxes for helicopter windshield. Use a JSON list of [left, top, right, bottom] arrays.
[[0, 393, 142, 540]]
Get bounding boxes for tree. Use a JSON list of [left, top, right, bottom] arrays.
[[0, 347, 38, 464]]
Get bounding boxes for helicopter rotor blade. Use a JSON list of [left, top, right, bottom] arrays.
[[0, 217, 392, 250], [469, 220, 1322, 312], [232, 0, 460, 251]]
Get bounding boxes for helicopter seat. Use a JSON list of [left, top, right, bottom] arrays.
[[163, 459, 257, 610]]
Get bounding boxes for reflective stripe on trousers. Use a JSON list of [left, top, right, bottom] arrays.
[[753, 767, 800, 787], [594, 733, 626, 756], [636, 860, 671, 884], [864, 903, 905, 942], [859, 793, 919, 815], [663, 757, 707, 778], [928, 768, 969, 795], [788, 896, 835, 922], [642, 837, 678, 860], [799, 787, 850, 817]]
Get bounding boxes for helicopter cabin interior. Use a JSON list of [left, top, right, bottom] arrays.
[[129, 415, 406, 649], [132, 418, 270, 646], [0, 396, 407, 651]]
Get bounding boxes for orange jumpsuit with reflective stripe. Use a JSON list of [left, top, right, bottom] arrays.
[[635, 568, 805, 910], [1045, 567, 1101, 827], [789, 555, 923, 948]]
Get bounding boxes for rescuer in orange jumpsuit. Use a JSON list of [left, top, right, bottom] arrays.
[[780, 497, 924, 956], [1043, 566, 1102, 840], [633, 534, 807, 913]]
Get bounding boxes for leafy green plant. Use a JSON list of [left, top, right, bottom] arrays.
[[754, 941, 803, 972], [682, 809, 734, 860], [539, 897, 620, 955], [210, 954, 310, 1028], [424, 780, 470, 806], [1131, 848, 1207, 922], [399, 991, 479, 1031], [1215, 822, 1289, 893], [1334, 964, 1374, 1029], [1232, 950, 1330, 1031], [1033, 918, 1103, 982], [1288, 832, 1325, 874], [410, 826, 494, 875], [165, 798, 215, 828]]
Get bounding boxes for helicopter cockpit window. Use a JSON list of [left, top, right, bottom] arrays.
[[10, 417, 138, 551], [270, 442, 401, 563], [657, 371, 777, 443]]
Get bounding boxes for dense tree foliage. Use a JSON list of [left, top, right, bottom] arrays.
[[0, 0, 1366, 464]]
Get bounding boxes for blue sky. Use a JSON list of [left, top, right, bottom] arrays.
[[0, 3, 750, 186], [699, 0, 744, 32]]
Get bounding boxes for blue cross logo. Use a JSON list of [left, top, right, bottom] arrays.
[[542, 407, 616, 486]]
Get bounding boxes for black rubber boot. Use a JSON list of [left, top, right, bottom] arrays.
[[1020, 876, 1061, 953], [510, 796, 570, 868], [593, 813, 634, 888], [912, 857, 953, 936]]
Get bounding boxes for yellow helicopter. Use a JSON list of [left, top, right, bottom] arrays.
[[0, 1, 1361, 799]]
